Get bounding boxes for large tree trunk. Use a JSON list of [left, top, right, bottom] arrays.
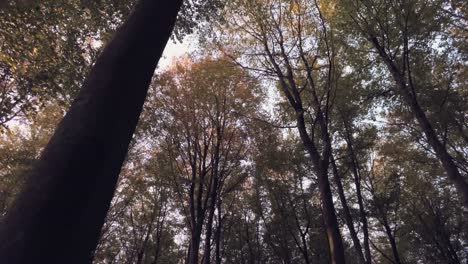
[[0, 1, 182, 263]]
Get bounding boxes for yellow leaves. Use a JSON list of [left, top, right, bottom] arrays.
[[317, 0, 337, 20], [0, 52, 20, 74], [0, 45, 39, 76], [290, 0, 301, 15], [32, 47, 38, 56]]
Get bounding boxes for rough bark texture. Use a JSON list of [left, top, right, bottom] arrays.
[[0, 1, 182, 263]]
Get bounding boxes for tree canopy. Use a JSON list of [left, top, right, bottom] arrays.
[[0, 0, 467, 263]]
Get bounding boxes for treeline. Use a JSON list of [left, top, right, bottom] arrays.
[[0, 0, 467, 263]]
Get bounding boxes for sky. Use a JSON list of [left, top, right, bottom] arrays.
[[158, 37, 194, 69]]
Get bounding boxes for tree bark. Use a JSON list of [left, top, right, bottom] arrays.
[[296, 112, 346, 264], [203, 133, 222, 264], [188, 224, 203, 264], [381, 219, 402, 264], [0, 1, 182, 263], [202, 176, 219, 264]]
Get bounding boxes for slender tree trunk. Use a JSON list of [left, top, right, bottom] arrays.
[[289, 191, 312, 264], [330, 155, 366, 264], [187, 149, 206, 264], [137, 203, 161, 264], [317, 163, 346, 264], [296, 113, 346, 264], [381, 219, 402, 264], [215, 199, 222, 264], [151, 217, 164, 264], [0, 1, 182, 263], [203, 177, 219, 264], [203, 135, 222, 264], [136, 224, 152, 264], [343, 121, 372, 264], [299, 231, 312, 264], [370, 37, 468, 208], [296, 175, 312, 264]]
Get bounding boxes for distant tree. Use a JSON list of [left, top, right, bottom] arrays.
[[215, 0, 355, 262], [0, 103, 64, 218], [94, 152, 183, 264], [145, 56, 263, 264], [341, 0, 468, 208]]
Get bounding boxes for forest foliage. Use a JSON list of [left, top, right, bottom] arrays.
[[0, 0, 467, 263]]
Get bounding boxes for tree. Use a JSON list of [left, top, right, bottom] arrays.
[[0, 103, 65, 218], [94, 151, 183, 264], [366, 133, 467, 263], [0, 1, 182, 263], [144, 56, 263, 264], [0, 0, 137, 127], [215, 0, 353, 262], [254, 135, 329, 264], [0, 0, 223, 128], [341, 0, 468, 208]]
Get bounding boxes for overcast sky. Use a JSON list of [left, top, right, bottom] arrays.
[[158, 37, 194, 69]]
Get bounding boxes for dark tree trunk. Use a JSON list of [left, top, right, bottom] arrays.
[[296, 113, 346, 264], [215, 199, 222, 264], [188, 195, 205, 264], [260, 15, 346, 262], [300, 232, 311, 264], [151, 215, 165, 264], [188, 230, 202, 264], [330, 155, 366, 264], [202, 176, 219, 264], [316, 165, 346, 264], [0, 1, 182, 263], [203, 135, 222, 264], [343, 121, 372, 264], [136, 202, 161, 264], [381, 219, 402, 264]]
